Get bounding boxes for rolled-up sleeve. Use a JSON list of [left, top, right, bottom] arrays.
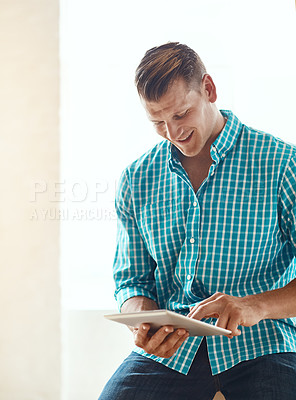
[[279, 155, 296, 256], [113, 169, 157, 310], [273, 155, 296, 290]]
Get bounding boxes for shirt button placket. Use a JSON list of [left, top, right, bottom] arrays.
[[185, 197, 199, 288]]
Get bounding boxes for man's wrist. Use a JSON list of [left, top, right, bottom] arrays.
[[248, 285, 296, 321], [121, 296, 159, 313], [247, 292, 272, 320]]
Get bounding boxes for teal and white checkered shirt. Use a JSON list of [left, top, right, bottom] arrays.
[[113, 110, 296, 375]]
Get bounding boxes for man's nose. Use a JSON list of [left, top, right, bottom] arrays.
[[165, 122, 182, 140]]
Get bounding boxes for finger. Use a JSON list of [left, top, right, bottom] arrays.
[[133, 323, 151, 347], [144, 325, 175, 354], [215, 313, 233, 339], [160, 328, 188, 348], [226, 316, 241, 337], [188, 299, 213, 317], [161, 330, 190, 358], [189, 301, 221, 321], [215, 312, 230, 330], [147, 325, 174, 345], [188, 293, 224, 317], [216, 315, 241, 339], [170, 329, 189, 348], [152, 329, 189, 358], [187, 307, 196, 318]]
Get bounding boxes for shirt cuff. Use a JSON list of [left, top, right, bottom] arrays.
[[115, 286, 158, 311]]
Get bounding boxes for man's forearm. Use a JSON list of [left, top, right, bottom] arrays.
[[256, 277, 296, 320], [120, 296, 159, 313]]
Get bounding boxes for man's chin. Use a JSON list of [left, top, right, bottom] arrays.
[[177, 148, 201, 159]]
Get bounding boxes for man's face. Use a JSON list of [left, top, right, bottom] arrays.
[[142, 76, 219, 159]]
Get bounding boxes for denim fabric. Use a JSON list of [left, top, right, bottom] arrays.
[[99, 339, 296, 400]]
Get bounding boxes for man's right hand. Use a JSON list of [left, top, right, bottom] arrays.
[[133, 323, 189, 358], [121, 296, 189, 358]]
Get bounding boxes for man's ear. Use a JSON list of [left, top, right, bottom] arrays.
[[202, 74, 217, 103]]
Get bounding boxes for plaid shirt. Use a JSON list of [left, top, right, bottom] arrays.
[[113, 110, 296, 375]]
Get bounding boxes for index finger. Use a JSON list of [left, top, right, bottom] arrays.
[[189, 302, 220, 321], [187, 296, 216, 318]]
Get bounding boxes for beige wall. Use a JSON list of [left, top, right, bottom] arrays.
[[0, 1, 61, 399]]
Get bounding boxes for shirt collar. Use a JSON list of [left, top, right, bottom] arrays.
[[210, 110, 243, 163], [168, 109, 243, 165]]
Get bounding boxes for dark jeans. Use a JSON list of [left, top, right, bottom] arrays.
[[99, 339, 296, 400]]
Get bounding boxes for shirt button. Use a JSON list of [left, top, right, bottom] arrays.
[[190, 238, 195, 244], [187, 274, 192, 280], [193, 201, 197, 207]]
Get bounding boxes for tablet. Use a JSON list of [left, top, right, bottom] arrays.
[[104, 309, 231, 336]]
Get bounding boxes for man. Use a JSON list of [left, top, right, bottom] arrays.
[[99, 42, 296, 399]]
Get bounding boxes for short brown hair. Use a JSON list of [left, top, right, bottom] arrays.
[[135, 42, 207, 102]]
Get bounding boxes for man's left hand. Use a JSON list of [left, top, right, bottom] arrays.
[[187, 292, 266, 339]]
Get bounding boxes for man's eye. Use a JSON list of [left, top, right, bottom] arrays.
[[175, 110, 188, 120], [153, 121, 164, 126]]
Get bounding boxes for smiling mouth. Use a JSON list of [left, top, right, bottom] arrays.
[[177, 131, 193, 143]]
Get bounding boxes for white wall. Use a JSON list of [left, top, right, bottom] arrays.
[[63, 310, 133, 399], [0, 1, 61, 399]]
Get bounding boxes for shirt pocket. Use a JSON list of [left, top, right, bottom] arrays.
[[207, 183, 278, 234], [218, 183, 270, 205]]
